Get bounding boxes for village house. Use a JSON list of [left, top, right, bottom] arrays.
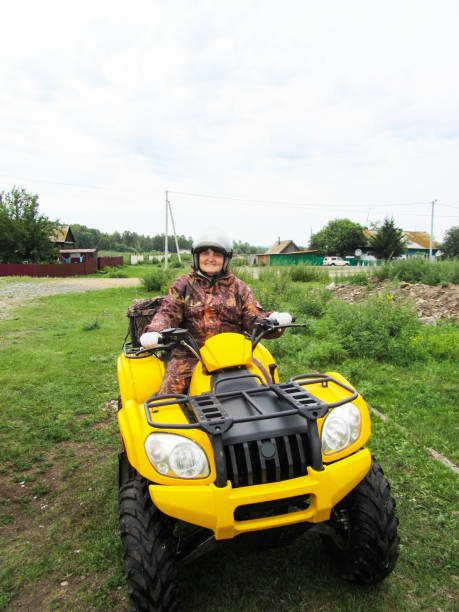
[[362, 230, 440, 260], [256, 239, 320, 266]]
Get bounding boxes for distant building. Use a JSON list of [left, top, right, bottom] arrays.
[[51, 225, 76, 250], [58, 248, 98, 264], [362, 230, 440, 259], [255, 239, 322, 266], [257, 239, 300, 265]]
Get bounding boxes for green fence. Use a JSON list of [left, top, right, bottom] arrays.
[[268, 254, 383, 267]]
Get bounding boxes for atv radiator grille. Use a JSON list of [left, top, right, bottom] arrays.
[[224, 433, 311, 488]]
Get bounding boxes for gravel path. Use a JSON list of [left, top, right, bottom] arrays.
[[0, 277, 142, 320]]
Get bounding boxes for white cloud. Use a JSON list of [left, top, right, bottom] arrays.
[[1, 0, 458, 246]]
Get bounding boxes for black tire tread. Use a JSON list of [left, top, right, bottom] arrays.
[[119, 476, 178, 611], [329, 458, 399, 585]]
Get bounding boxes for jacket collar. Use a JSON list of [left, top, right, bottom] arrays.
[[192, 268, 232, 285]]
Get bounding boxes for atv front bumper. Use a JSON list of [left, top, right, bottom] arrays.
[[149, 448, 371, 540]]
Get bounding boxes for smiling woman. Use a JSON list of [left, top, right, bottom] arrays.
[[198, 248, 225, 276], [139, 233, 292, 395]]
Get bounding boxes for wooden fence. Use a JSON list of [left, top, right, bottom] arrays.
[[0, 256, 123, 278]]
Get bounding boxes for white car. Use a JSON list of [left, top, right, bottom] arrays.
[[323, 256, 350, 266]]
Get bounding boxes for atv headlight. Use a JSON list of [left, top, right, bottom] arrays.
[[321, 403, 361, 455], [145, 433, 210, 479]]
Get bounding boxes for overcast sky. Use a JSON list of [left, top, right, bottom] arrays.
[[1, 0, 458, 247]]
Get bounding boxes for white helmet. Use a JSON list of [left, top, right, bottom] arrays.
[[192, 232, 233, 273]]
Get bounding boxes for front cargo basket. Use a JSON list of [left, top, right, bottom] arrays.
[[126, 296, 164, 347]]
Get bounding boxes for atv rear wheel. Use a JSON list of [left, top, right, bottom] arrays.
[[325, 458, 399, 584], [119, 474, 178, 611]]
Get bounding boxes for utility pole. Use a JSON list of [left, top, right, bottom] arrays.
[[164, 191, 169, 270], [164, 191, 181, 269], [429, 200, 436, 261], [168, 199, 181, 264]]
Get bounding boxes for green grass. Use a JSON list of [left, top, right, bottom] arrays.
[[374, 257, 459, 285], [0, 278, 458, 611]]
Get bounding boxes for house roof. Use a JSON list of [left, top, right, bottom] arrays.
[[269, 249, 318, 255], [363, 229, 439, 250], [403, 231, 439, 249], [59, 249, 97, 254], [51, 225, 75, 243], [264, 240, 299, 254]]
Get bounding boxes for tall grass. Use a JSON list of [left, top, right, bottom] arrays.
[[373, 257, 459, 285], [290, 265, 330, 283]]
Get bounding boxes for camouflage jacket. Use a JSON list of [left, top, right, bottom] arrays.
[[144, 270, 282, 353]]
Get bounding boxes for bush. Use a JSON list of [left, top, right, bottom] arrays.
[[415, 321, 459, 361], [142, 268, 175, 293], [290, 265, 329, 283], [325, 293, 422, 365], [345, 271, 372, 286], [293, 288, 332, 318], [373, 257, 459, 285], [106, 266, 128, 278], [253, 269, 294, 311]]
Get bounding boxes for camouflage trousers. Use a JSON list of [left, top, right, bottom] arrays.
[[158, 355, 198, 396]]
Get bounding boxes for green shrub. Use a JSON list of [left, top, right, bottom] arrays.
[[290, 265, 329, 283], [415, 321, 459, 361], [293, 288, 332, 318], [253, 269, 294, 311], [345, 271, 371, 286], [374, 257, 459, 285], [82, 318, 100, 331], [106, 266, 128, 278], [142, 268, 175, 293], [325, 293, 421, 364]]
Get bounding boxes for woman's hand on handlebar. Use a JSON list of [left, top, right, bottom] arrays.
[[139, 331, 163, 349], [267, 312, 294, 326]]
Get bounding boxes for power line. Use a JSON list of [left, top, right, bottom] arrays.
[[169, 190, 430, 210], [2, 175, 457, 215]]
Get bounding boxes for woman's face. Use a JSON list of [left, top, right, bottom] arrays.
[[199, 248, 225, 276]]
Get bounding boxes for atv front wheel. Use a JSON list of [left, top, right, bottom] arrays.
[[325, 458, 399, 584], [119, 475, 178, 611]]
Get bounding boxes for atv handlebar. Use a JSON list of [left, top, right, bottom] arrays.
[[123, 319, 307, 359], [249, 318, 307, 350]]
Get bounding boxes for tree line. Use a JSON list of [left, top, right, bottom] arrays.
[[72, 224, 193, 253], [1, 187, 458, 264], [71, 227, 266, 254], [308, 217, 459, 260]]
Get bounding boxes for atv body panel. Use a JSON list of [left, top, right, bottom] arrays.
[[117, 331, 372, 538]]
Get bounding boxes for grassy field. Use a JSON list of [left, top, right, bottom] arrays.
[[0, 269, 458, 611]]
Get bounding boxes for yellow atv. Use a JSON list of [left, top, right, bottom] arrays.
[[117, 299, 399, 611]]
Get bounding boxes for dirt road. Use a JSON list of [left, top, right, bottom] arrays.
[[0, 277, 142, 320]]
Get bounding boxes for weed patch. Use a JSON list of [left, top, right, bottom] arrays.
[[82, 318, 100, 331], [325, 293, 421, 364], [142, 267, 177, 293], [374, 257, 459, 285]]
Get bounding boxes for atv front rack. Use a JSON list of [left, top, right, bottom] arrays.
[[144, 373, 358, 485]]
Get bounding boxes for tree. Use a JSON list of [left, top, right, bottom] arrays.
[[0, 187, 59, 263], [232, 240, 264, 254], [309, 219, 366, 256], [441, 226, 459, 258], [369, 217, 407, 260]]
